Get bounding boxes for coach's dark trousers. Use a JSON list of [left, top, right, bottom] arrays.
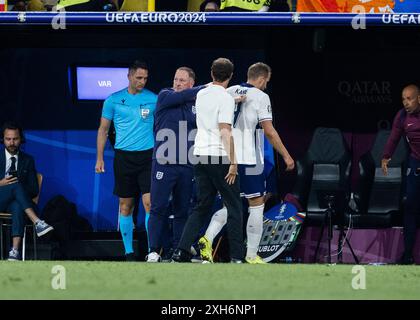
[[178, 157, 244, 260], [403, 157, 420, 256], [0, 183, 32, 237]]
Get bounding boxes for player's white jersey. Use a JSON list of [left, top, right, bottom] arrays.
[[228, 83, 273, 165]]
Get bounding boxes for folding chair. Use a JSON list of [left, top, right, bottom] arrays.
[[0, 173, 43, 260]]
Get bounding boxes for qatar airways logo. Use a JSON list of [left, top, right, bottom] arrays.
[[338, 80, 392, 105]]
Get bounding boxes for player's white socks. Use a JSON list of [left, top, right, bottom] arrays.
[[246, 204, 265, 259], [205, 206, 228, 244]]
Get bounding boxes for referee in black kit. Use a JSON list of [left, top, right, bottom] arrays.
[[171, 57, 244, 263]]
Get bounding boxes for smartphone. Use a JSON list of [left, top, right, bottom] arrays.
[[8, 170, 18, 178]]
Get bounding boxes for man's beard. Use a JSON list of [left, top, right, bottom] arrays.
[[6, 146, 18, 155]]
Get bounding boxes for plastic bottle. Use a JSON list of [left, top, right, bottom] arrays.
[[279, 256, 301, 263]]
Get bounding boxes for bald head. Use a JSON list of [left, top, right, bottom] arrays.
[[402, 84, 420, 114], [403, 84, 420, 95]]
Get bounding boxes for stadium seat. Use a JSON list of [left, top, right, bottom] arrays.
[[291, 127, 353, 262], [291, 127, 352, 226], [345, 130, 408, 228], [0, 173, 43, 261]]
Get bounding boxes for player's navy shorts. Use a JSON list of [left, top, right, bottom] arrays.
[[113, 148, 153, 198], [238, 164, 266, 199]]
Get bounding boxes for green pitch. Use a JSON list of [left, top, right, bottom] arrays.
[[0, 261, 419, 300]]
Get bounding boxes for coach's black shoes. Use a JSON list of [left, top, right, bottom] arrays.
[[230, 258, 243, 264], [161, 248, 174, 263], [171, 248, 192, 263]]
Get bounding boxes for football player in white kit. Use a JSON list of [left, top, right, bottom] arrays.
[[199, 62, 295, 264]]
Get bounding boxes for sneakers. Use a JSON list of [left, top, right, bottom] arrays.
[[397, 253, 415, 265], [125, 253, 136, 262], [162, 248, 196, 262], [146, 251, 161, 263], [198, 236, 213, 263], [35, 220, 54, 237], [161, 248, 174, 263], [171, 248, 192, 263], [7, 248, 21, 261], [245, 256, 267, 264], [230, 258, 243, 264]]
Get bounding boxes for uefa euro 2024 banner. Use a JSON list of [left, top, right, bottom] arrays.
[[297, 0, 420, 13]]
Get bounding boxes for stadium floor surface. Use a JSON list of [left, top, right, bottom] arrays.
[[0, 261, 419, 300]]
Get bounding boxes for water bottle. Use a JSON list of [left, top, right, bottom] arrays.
[[279, 256, 301, 263]]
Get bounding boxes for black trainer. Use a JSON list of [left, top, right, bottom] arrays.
[[171, 248, 192, 263], [397, 253, 415, 265], [125, 253, 136, 262], [230, 258, 243, 264], [161, 248, 174, 263]]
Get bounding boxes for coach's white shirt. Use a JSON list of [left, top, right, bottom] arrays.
[[227, 84, 273, 165], [193, 84, 235, 157]]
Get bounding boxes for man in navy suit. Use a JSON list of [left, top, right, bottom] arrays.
[[0, 121, 53, 261]]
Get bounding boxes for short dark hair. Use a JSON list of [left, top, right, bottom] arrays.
[[129, 60, 148, 74], [211, 58, 234, 82], [247, 62, 271, 80], [177, 67, 196, 81], [1, 121, 26, 144]]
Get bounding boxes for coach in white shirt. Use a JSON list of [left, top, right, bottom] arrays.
[[172, 57, 244, 263], [200, 62, 295, 264]]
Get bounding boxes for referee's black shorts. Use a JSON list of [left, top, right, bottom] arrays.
[[113, 148, 153, 198]]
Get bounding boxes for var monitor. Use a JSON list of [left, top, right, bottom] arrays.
[[75, 66, 129, 101]]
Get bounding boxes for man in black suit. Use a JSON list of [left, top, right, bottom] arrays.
[[0, 121, 53, 261]]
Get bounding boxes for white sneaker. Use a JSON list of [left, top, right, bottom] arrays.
[[146, 252, 161, 263], [7, 248, 21, 261], [35, 220, 54, 237]]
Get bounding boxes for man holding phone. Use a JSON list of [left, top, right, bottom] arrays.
[[1, 121, 53, 261]]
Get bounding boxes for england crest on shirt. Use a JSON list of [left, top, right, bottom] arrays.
[[191, 105, 196, 114], [156, 171, 164, 180]]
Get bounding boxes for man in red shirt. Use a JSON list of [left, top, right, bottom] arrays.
[[382, 84, 420, 264]]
